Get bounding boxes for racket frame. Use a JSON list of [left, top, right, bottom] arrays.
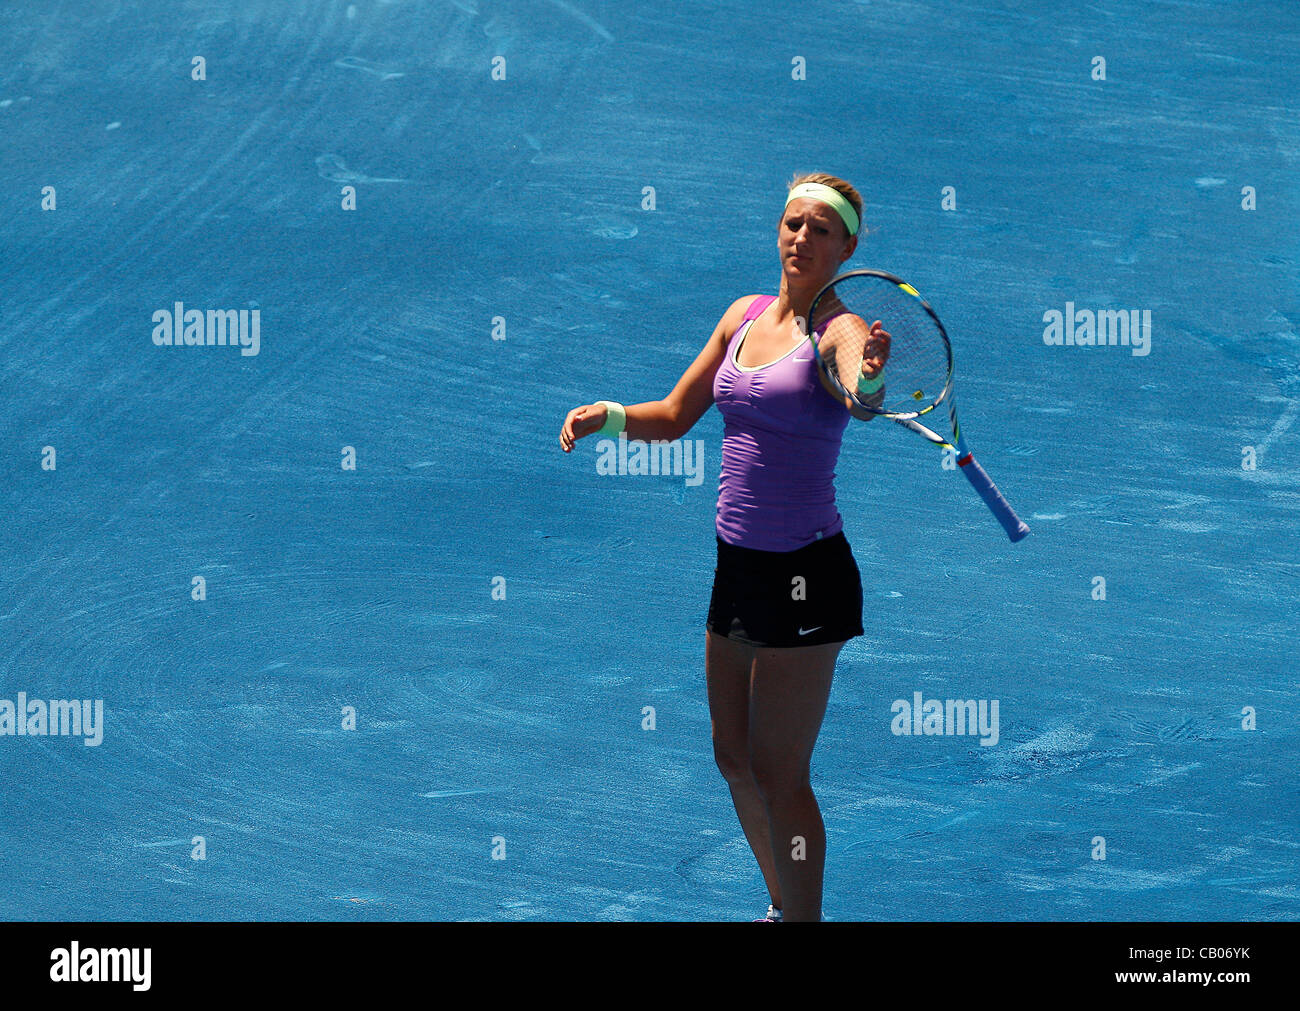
[[806, 268, 1030, 541], [806, 268, 955, 421]]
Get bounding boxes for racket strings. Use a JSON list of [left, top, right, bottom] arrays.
[[810, 278, 952, 415]]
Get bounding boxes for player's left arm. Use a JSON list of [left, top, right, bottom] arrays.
[[814, 314, 890, 420]]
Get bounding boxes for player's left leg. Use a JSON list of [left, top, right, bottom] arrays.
[[747, 639, 844, 922]]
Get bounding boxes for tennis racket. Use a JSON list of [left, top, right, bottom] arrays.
[[806, 268, 1030, 541]]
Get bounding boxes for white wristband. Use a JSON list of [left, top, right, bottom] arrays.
[[857, 372, 885, 396], [595, 401, 626, 435]]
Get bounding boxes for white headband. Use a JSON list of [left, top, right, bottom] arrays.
[[785, 182, 859, 236]]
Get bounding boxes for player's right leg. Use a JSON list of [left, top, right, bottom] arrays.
[[705, 630, 782, 917]]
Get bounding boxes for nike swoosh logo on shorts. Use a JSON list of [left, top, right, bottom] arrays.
[[798, 626, 822, 636]]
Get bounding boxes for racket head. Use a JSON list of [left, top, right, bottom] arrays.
[[806, 269, 954, 420]]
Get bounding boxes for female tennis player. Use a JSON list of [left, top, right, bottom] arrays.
[[558, 173, 888, 923]]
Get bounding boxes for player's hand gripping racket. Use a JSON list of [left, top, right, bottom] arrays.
[[807, 268, 1030, 541]]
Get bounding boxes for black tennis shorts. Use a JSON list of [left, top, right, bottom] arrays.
[[706, 530, 864, 648]]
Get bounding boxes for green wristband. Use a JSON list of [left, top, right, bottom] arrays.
[[857, 371, 885, 396], [595, 400, 626, 435]]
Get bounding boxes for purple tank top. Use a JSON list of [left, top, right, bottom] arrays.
[[712, 294, 851, 551]]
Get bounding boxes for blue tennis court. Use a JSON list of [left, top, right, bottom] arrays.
[[1, 0, 1296, 921]]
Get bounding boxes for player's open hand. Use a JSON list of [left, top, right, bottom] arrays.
[[861, 319, 891, 379]]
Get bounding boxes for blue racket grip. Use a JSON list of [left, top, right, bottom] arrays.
[[958, 452, 1030, 541]]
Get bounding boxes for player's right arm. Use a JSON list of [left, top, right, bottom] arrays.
[[559, 295, 756, 452]]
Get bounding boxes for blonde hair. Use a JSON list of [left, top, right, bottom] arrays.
[[784, 172, 865, 236]]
